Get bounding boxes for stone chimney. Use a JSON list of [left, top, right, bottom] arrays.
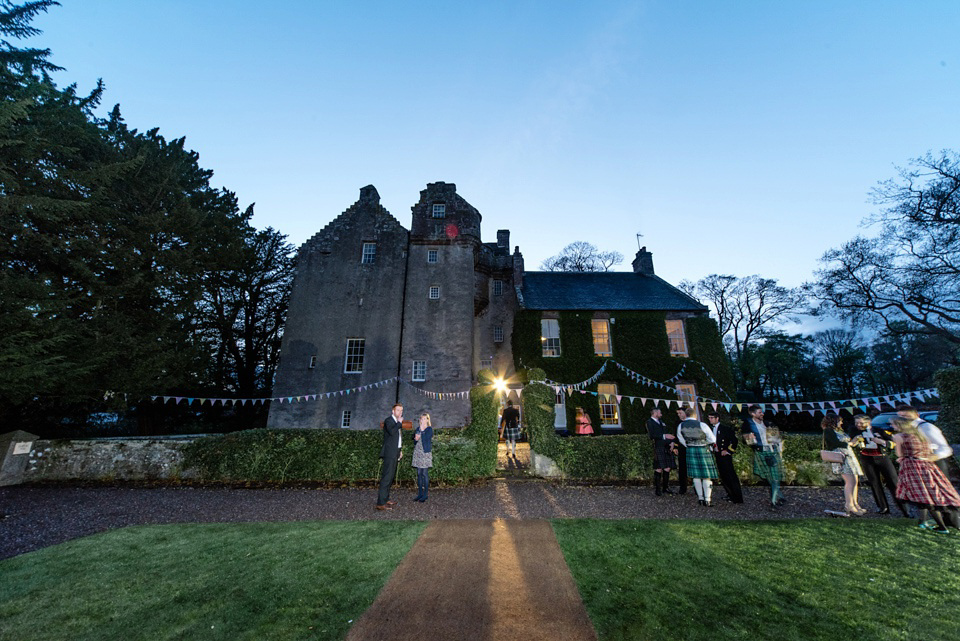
[[632, 247, 655, 276], [497, 229, 510, 249], [512, 246, 524, 288], [358, 184, 380, 205]]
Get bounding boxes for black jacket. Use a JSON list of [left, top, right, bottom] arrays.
[[381, 415, 402, 459], [714, 422, 739, 455]]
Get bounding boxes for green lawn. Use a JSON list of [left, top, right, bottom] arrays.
[[0, 521, 427, 641], [552, 519, 960, 641]]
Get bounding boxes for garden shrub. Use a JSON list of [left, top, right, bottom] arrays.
[[935, 367, 960, 443], [181, 385, 500, 485]]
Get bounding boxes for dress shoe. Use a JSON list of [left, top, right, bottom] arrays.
[[375, 504, 393, 511], [385, 500, 397, 507], [662, 487, 675, 495], [875, 508, 890, 515]]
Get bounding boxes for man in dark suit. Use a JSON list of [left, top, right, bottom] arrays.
[[377, 403, 404, 510], [707, 411, 743, 503], [646, 408, 676, 495]]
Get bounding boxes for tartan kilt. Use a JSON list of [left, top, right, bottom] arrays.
[[685, 445, 719, 479], [504, 425, 522, 440], [653, 441, 676, 469], [896, 458, 960, 507], [752, 449, 783, 482]]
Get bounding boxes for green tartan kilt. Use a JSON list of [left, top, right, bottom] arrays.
[[752, 449, 783, 482], [685, 445, 719, 479]]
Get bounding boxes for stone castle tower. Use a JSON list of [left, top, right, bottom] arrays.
[[268, 182, 521, 430]]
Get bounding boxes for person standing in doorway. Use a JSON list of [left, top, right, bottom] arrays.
[[377, 403, 403, 511], [574, 407, 594, 435], [412, 412, 433, 502], [500, 399, 521, 457], [707, 411, 743, 503], [742, 404, 785, 508], [646, 408, 676, 496]]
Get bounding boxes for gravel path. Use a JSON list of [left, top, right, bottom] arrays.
[[0, 478, 901, 560]]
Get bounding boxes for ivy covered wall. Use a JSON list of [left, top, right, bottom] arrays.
[[512, 309, 734, 434]]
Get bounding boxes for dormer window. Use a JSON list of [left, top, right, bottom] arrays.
[[432, 204, 446, 218]]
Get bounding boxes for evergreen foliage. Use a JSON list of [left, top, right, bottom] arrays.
[[934, 367, 960, 443]]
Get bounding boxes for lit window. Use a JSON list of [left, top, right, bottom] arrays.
[[432, 204, 446, 218], [344, 338, 365, 373], [541, 318, 561, 357], [666, 319, 689, 356], [598, 383, 620, 427], [361, 243, 376, 264], [493, 279, 503, 296], [676, 383, 698, 418], [592, 319, 612, 356], [427, 249, 438, 263], [493, 326, 504, 343], [413, 360, 426, 382], [429, 286, 440, 300], [341, 411, 351, 428], [308, 355, 317, 369]]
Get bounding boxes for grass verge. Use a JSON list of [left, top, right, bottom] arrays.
[[553, 519, 960, 641], [0, 521, 426, 641]]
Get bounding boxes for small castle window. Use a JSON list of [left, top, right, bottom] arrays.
[[480, 358, 493, 371], [308, 355, 317, 369], [361, 243, 376, 264], [429, 286, 440, 300], [494, 326, 504, 343], [493, 279, 503, 296], [427, 249, 438, 263], [341, 411, 351, 428], [344, 338, 365, 373], [413, 360, 426, 382], [432, 204, 446, 218]]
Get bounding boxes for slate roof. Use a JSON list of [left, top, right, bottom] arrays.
[[519, 272, 708, 312]]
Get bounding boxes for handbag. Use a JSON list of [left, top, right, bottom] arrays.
[[820, 450, 844, 463]]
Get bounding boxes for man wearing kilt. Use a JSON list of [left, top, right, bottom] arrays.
[[500, 399, 522, 458], [646, 408, 676, 496], [742, 404, 785, 507], [676, 406, 719, 506]]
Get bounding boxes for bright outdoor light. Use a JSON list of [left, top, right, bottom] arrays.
[[493, 377, 508, 393]]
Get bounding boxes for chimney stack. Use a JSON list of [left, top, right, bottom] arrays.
[[632, 247, 655, 276]]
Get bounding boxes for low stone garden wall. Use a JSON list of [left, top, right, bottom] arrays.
[[20, 437, 198, 483]]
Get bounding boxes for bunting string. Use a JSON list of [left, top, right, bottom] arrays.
[[150, 376, 470, 406]]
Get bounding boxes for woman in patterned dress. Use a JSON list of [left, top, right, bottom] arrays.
[[822, 413, 866, 516], [891, 417, 960, 534], [676, 406, 719, 507], [412, 412, 434, 502]]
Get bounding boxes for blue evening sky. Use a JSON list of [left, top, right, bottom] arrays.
[[36, 1, 960, 288]]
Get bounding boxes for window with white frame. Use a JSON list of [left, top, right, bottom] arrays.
[[429, 286, 440, 300], [413, 360, 426, 382], [666, 319, 689, 356], [341, 411, 351, 428], [592, 319, 612, 356], [541, 318, 561, 357], [343, 338, 365, 373], [361, 242, 376, 264], [427, 249, 438, 263], [554, 388, 567, 429], [676, 383, 698, 418], [308, 355, 317, 369], [493, 279, 503, 296], [493, 325, 504, 343], [432, 204, 446, 218], [598, 383, 620, 427]]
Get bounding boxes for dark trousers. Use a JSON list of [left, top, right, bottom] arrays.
[[861, 454, 904, 514], [715, 452, 743, 503], [676, 444, 688, 492], [416, 467, 429, 499], [377, 455, 398, 506]]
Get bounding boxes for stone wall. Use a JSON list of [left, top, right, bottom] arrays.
[[21, 438, 197, 483]]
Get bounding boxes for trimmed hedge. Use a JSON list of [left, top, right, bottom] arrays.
[[525, 370, 832, 484], [181, 385, 500, 485], [935, 367, 960, 443]]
